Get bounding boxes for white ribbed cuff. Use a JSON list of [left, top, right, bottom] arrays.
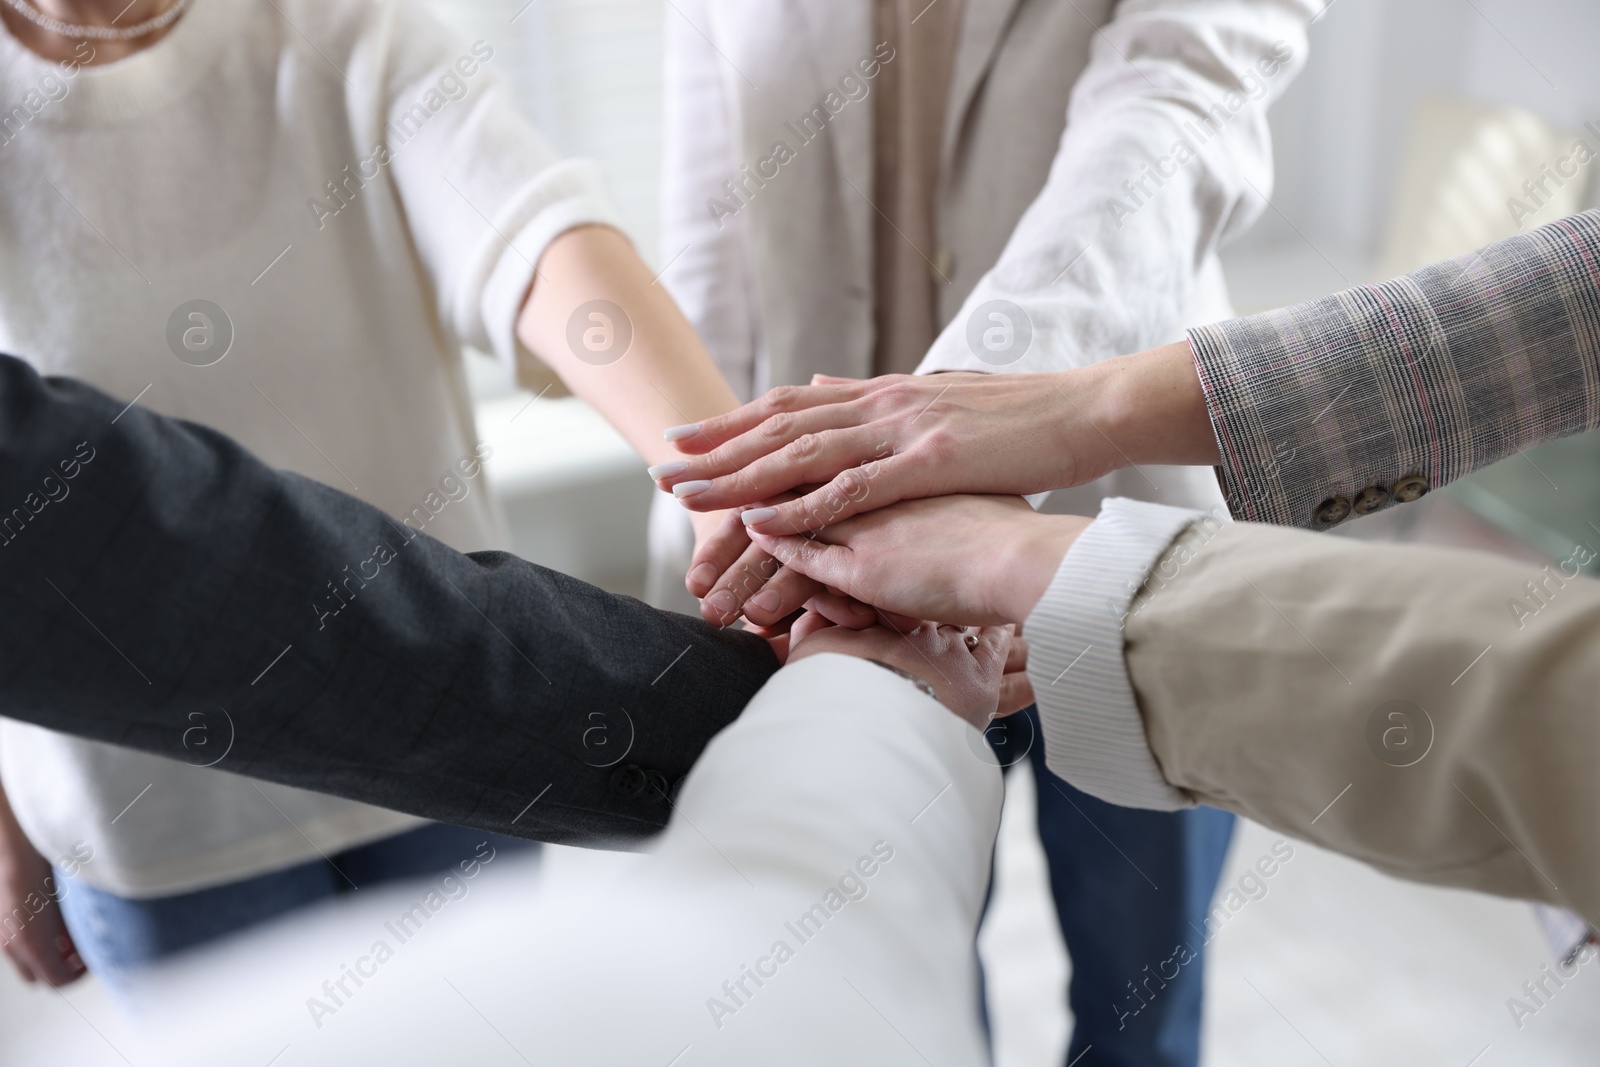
[[1024, 497, 1202, 811]]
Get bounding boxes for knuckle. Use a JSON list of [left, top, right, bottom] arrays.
[[765, 385, 802, 412], [917, 427, 960, 463], [707, 441, 749, 472], [874, 379, 919, 407], [759, 412, 795, 441], [786, 433, 823, 461], [834, 468, 870, 503], [791, 499, 829, 535]]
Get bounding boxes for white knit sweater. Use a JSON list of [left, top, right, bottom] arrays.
[[0, 0, 621, 895]]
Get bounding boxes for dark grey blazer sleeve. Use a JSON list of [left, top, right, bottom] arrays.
[[0, 354, 778, 847], [1187, 210, 1600, 529]]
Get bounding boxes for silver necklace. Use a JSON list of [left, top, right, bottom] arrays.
[[2, 0, 190, 40]]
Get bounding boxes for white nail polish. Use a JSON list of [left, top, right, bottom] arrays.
[[647, 460, 689, 479], [673, 480, 713, 498], [663, 423, 702, 441], [740, 507, 778, 525]]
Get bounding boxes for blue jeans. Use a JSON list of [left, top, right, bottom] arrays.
[[991, 707, 1235, 1067], [56, 823, 535, 989]]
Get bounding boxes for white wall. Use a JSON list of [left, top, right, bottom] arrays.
[[420, 0, 668, 263], [1242, 0, 1600, 264]]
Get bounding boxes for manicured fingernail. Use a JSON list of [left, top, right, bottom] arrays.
[[706, 590, 739, 620], [688, 563, 718, 590], [749, 589, 781, 614], [740, 507, 778, 526], [647, 460, 689, 479], [663, 423, 701, 441], [673, 480, 712, 498]]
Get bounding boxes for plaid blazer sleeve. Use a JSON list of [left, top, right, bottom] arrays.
[[1187, 210, 1600, 529]]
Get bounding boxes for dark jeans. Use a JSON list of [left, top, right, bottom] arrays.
[[989, 707, 1235, 1067], [56, 824, 535, 988]]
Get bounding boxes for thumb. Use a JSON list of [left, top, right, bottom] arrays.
[[809, 374, 861, 385]]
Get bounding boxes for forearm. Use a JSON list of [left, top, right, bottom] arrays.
[[0, 355, 776, 846], [1019, 494, 1599, 920], [1125, 520, 1600, 923], [1073, 212, 1600, 531], [1086, 341, 1220, 469], [516, 224, 741, 469]]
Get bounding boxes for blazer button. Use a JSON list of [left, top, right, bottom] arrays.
[[609, 764, 648, 798], [1391, 474, 1430, 503], [1313, 495, 1351, 528], [645, 770, 671, 803], [1352, 485, 1391, 515]]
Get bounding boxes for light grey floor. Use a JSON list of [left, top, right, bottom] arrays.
[[979, 764, 1600, 1067]]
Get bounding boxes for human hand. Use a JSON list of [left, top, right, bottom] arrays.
[[787, 610, 1032, 729], [652, 371, 1083, 532], [0, 825, 85, 986], [749, 495, 1091, 628], [686, 496, 872, 630], [649, 342, 1217, 535]]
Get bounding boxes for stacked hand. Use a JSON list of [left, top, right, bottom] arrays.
[[655, 371, 1102, 533], [652, 341, 1213, 726], [751, 496, 1090, 628], [786, 610, 1033, 730], [655, 342, 1215, 629]]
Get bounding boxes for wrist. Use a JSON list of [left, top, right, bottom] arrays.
[[1096, 340, 1220, 468], [864, 659, 940, 703], [996, 512, 1091, 624]]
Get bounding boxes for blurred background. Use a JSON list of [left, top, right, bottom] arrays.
[[7, 0, 1600, 1063]]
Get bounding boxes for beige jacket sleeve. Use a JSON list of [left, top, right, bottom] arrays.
[[1122, 518, 1600, 926]]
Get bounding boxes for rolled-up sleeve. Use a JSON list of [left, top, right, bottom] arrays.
[[917, 0, 1315, 376], [380, 10, 626, 369]]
